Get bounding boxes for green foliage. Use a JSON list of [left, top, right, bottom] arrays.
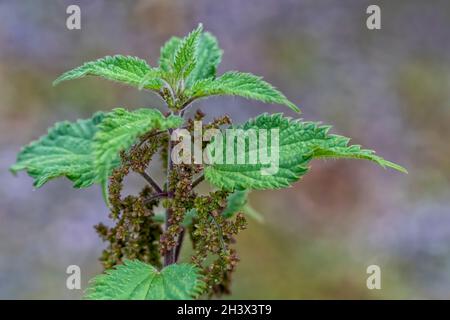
[[159, 36, 182, 73], [185, 32, 222, 87], [11, 107, 183, 197], [53, 26, 298, 113], [204, 113, 406, 191], [311, 142, 408, 173], [12, 24, 406, 300], [53, 55, 162, 90], [173, 24, 203, 79], [187, 71, 300, 112], [85, 260, 205, 300], [11, 113, 104, 188], [138, 68, 163, 90], [94, 108, 183, 186]]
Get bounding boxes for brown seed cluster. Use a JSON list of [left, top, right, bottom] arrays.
[[94, 112, 248, 297], [159, 163, 200, 255], [186, 110, 232, 132], [190, 192, 248, 297], [94, 133, 164, 269]]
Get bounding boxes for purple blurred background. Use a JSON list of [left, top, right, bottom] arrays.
[[1, 0, 449, 299]]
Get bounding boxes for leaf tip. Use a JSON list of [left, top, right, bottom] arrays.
[[9, 164, 19, 175], [291, 103, 301, 113], [196, 22, 204, 32], [387, 162, 408, 174]]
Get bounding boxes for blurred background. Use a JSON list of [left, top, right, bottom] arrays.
[[1, 0, 449, 299]]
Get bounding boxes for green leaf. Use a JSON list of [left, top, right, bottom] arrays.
[[94, 108, 183, 186], [53, 55, 162, 90], [204, 113, 406, 191], [173, 24, 203, 78], [138, 68, 163, 90], [185, 32, 222, 87], [187, 71, 300, 112], [11, 113, 104, 188], [204, 113, 309, 190], [159, 36, 182, 73], [311, 143, 408, 173], [85, 260, 205, 300]]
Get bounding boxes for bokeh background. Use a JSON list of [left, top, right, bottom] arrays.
[[1, 0, 449, 299]]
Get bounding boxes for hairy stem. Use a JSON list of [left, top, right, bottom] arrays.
[[137, 130, 164, 148], [144, 192, 170, 204], [192, 174, 204, 189], [140, 172, 162, 193], [179, 97, 195, 115]]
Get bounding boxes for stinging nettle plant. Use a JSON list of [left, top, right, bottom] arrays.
[[11, 24, 406, 300]]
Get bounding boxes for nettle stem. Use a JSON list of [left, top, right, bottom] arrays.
[[163, 107, 198, 266], [139, 171, 162, 193], [164, 126, 175, 266], [192, 174, 204, 189]]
